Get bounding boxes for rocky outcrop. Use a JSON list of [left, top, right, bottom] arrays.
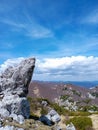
[[0, 58, 35, 126]]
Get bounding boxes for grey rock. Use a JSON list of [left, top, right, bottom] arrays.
[[0, 58, 35, 122], [0, 58, 35, 96], [66, 123, 76, 130], [17, 115, 25, 124], [9, 114, 24, 124], [39, 109, 61, 126], [48, 109, 61, 123], [0, 125, 14, 130], [0, 126, 24, 130]]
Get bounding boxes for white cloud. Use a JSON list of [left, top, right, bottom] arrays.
[[1, 56, 98, 81], [82, 9, 98, 24], [34, 56, 98, 81], [27, 24, 53, 38], [0, 18, 53, 39]]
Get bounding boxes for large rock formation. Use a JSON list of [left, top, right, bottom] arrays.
[[0, 58, 35, 123]]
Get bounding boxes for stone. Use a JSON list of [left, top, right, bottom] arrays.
[[39, 109, 61, 126], [0, 126, 24, 130], [0, 58, 35, 123], [66, 123, 76, 130], [0, 58, 35, 97], [0, 126, 14, 130], [48, 109, 61, 123], [17, 115, 25, 124]]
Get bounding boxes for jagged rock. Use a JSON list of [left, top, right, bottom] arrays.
[[0, 58, 35, 96], [0, 58, 35, 123]]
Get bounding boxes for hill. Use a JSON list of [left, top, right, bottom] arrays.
[[28, 80, 98, 112]]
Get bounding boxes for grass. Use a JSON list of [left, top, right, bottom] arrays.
[[66, 116, 93, 130]]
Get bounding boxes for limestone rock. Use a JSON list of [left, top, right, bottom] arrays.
[[0, 58, 35, 122]]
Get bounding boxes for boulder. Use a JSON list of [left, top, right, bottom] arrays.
[[39, 109, 61, 126], [48, 109, 61, 123], [0, 58, 35, 122]]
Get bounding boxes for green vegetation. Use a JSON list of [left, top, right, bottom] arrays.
[[60, 94, 69, 101], [49, 101, 91, 116], [27, 97, 51, 117], [72, 89, 81, 96], [62, 87, 68, 91], [66, 116, 93, 130], [91, 92, 98, 97], [83, 99, 91, 104], [68, 111, 91, 116], [27, 97, 92, 117], [50, 102, 68, 115], [41, 107, 48, 115], [80, 105, 98, 112]]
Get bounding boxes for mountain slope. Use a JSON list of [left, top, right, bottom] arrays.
[[28, 81, 98, 111]]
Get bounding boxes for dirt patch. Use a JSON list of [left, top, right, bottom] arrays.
[[89, 114, 98, 130]]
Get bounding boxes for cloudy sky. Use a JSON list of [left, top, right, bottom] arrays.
[[0, 0, 98, 81]]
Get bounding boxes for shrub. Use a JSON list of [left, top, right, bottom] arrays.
[[40, 107, 48, 115], [50, 103, 68, 115], [72, 90, 81, 96], [91, 92, 98, 97], [66, 116, 92, 130], [60, 94, 69, 101], [83, 99, 91, 104]]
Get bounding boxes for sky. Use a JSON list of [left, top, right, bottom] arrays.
[[0, 0, 98, 81]]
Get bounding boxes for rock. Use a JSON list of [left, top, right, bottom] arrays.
[[0, 125, 14, 130], [54, 125, 62, 130], [39, 109, 61, 126], [0, 126, 24, 130], [48, 109, 61, 123], [66, 123, 76, 130], [9, 114, 24, 124], [39, 115, 53, 126], [0, 58, 35, 122], [41, 100, 48, 106], [17, 115, 25, 124], [0, 120, 2, 128], [0, 58, 35, 96]]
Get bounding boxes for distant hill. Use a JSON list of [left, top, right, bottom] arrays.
[[28, 80, 98, 111], [63, 81, 98, 88]]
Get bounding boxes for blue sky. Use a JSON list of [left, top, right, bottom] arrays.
[[0, 0, 98, 81]]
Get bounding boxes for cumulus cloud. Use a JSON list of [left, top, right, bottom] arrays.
[[0, 56, 98, 81], [34, 56, 98, 81]]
